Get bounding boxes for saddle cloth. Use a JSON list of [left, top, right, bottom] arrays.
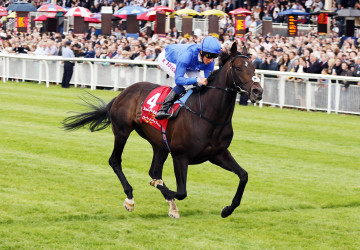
[[140, 86, 193, 131]]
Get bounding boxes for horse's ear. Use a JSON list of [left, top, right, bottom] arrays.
[[230, 42, 237, 57], [241, 45, 248, 56]]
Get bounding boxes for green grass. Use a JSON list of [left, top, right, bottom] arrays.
[[1, 81, 360, 249]]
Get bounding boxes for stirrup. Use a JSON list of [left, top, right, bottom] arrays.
[[155, 111, 171, 120]]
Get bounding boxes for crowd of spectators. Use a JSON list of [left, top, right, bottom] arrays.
[[0, 0, 360, 87]]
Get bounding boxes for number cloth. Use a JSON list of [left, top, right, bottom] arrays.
[[140, 86, 181, 131]]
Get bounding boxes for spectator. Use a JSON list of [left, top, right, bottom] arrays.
[[250, 52, 262, 69], [44, 40, 58, 56], [278, 53, 290, 69], [318, 68, 329, 85], [108, 44, 118, 58], [260, 52, 279, 76], [327, 58, 336, 75], [340, 62, 353, 88], [287, 51, 298, 72], [113, 27, 122, 39], [61, 40, 75, 89], [320, 53, 329, 70], [307, 53, 322, 74], [144, 48, 155, 61], [134, 50, 146, 61], [249, 17, 257, 35], [333, 58, 343, 75], [296, 56, 309, 74], [34, 41, 46, 56]]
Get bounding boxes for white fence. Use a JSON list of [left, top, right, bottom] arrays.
[[1, 53, 359, 115]]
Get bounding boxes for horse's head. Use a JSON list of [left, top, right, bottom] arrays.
[[227, 42, 263, 103]]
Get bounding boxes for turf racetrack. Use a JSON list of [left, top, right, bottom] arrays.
[[1, 81, 359, 249]]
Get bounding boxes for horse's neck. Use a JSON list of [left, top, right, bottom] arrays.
[[200, 63, 237, 122]]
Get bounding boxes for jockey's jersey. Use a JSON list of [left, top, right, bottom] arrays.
[[165, 43, 215, 86]]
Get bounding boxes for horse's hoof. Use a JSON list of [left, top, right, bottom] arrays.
[[168, 209, 180, 219], [221, 206, 233, 218], [123, 198, 134, 212]]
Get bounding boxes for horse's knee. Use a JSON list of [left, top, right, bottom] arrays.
[[176, 192, 187, 200], [240, 170, 248, 184], [108, 157, 114, 166]]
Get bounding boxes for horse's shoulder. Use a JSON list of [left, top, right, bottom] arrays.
[[128, 81, 160, 91]]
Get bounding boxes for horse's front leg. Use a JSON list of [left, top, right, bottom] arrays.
[[151, 156, 188, 219], [148, 146, 180, 218], [167, 157, 189, 219], [148, 146, 176, 199], [210, 150, 248, 218]]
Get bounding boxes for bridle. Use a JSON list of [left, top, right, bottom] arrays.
[[179, 54, 259, 126], [204, 54, 259, 95], [229, 55, 259, 95]]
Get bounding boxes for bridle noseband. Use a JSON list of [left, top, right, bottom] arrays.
[[229, 55, 258, 95]]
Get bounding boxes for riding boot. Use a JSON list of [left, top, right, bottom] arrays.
[[155, 90, 179, 120]]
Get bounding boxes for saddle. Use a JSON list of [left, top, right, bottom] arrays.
[[140, 86, 193, 132]]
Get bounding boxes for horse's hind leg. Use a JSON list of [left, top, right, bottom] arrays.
[[109, 124, 135, 212]]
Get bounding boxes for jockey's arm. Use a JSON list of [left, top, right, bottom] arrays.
[[174, 62, 198, 86]]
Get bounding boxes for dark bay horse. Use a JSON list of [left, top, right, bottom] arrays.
[[62, 42, 263, 219]]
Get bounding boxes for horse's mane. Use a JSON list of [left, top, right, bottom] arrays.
[[207, 51, 232, 84]]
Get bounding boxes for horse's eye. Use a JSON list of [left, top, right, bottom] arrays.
[[236, 67, 242, 71]]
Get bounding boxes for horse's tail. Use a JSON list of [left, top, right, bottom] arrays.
[[62, 93, 116, 132]]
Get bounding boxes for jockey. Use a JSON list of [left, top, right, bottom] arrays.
[[155, 36, 221, 120]]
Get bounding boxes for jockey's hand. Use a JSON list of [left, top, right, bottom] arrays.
[[197, 77, 208, 86]]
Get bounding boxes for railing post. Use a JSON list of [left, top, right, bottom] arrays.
[[74, 62, 78, 88], [279, 79, 285, 109], [2, 57, 6, 83], [6, 57, 10, 82], [38, 60, 42, 84], [43, 60, 49, 87], [56, 61, 61, 85], [88, 62, 95, 90], [113, 65, 119, 91], [259, 73, 264, 108], [92, 63, 98, 90], [143, 64, 147, 82], [22, 60, 26, 82], [327, 79, 332, 114], [306, 81, 311, 111], [335, 80, 340, 114]]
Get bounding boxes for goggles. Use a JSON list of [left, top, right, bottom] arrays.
[[203, 52, 219, 59]]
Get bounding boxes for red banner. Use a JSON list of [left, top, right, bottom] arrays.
[[318, 13, 328, 24]]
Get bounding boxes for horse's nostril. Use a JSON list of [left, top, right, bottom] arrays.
[[252, 88, 261, 96]]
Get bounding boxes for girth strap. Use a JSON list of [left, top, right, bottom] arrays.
[[161, 125, 171, 152], [178, 99, 231, 126]]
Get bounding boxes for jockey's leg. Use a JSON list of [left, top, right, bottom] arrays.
[[155, 86, 183, 120]]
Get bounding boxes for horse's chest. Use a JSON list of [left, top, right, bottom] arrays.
[[203, 127, 233, 151]]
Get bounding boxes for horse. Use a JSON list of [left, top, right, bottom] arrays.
[[62, 42, 263, 219]]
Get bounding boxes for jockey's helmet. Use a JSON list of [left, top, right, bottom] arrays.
[[200, 36, 221, 59]]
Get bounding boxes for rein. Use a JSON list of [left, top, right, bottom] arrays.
[[180, 55, 256, 126]]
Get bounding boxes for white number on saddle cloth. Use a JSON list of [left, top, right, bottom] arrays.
[[147, 93, 161, 109]]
